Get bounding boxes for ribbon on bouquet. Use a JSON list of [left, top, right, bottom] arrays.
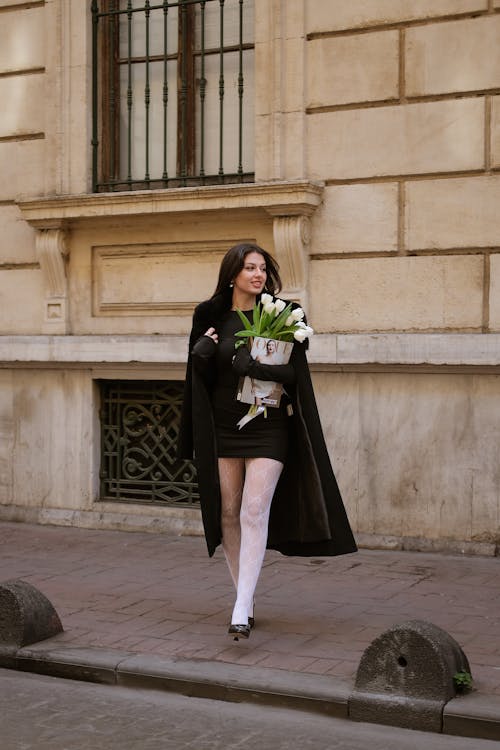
[[236, 404, 267, 430]]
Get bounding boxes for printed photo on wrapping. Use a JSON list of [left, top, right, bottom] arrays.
[[236, 337, 293, 408]]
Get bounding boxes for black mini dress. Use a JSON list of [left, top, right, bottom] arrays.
[[212, 310, 291, 464]]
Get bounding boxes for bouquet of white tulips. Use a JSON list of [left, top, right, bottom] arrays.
[[234, 293, 314, 346], [233, 294, 313, 428]]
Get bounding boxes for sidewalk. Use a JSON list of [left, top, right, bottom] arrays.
[[1, 520, 499, 735]]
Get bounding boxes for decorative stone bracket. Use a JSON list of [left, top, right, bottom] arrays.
[[35, 227, 69, 334], [266, 213, 312, 307]]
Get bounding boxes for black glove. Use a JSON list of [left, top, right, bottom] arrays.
[[232, 345, 253, 376], [232, 345, 296, 385]]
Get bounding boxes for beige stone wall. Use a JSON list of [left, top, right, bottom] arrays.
[[306, 4, 500, 334], [314, 370, 500, 546], [0, 2, 46, 333], [0, 0, 499, 550], [0, 0, 91, 334], [1, 364, 498, 547]]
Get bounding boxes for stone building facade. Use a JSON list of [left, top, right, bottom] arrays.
[[0, 0, 499, 553]]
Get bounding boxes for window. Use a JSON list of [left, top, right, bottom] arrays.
[[99, 380, 199, 505], [91, 0, 255, 191]]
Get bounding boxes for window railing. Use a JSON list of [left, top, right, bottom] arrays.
[[91, 0, 254, 192]]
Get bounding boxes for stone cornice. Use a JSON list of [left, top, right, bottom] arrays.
[[1, 333, 499, 368], [17, 181, 325, 228]]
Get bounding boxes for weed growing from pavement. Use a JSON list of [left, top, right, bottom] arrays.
[[453, 670, 474, 694]]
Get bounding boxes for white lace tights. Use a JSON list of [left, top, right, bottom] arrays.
[[218, 457, 283, 626]]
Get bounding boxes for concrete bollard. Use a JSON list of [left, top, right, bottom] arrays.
[[0, 579, 63, 648], [348, 619, 471, 733]]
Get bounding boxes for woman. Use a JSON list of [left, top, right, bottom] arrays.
[[177, 243, 357, 640]]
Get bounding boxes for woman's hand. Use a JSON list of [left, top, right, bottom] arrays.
[[233, 345, 296, 385], [232, 345, 253, 375], [204, 327, 218, 343]]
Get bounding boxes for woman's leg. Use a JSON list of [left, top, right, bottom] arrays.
[[218, 457, 245, 590], [231, 457, 283, 626]]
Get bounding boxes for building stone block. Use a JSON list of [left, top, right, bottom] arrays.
[[0, 74, 45, 138], [310, 183, 398, 253], [469, 373, 500, 539], [0, 141, 46, 201], [280, 0, 305, 40], [312, 372, 360, 529], [306, 0, 487, 34], [0, 7, 45, 73], [361, 372, 496, 541], [0, 269, 44, 334], [255, 43, 275, 117], [489, 255, 500, 331], [307, 99, 484, 180], [281, 36, 306, 113], [492, 96, 500, 169], [314, 370, 500, 543], [10, 370, 94, 511], [255, 1, 306, 117], [0, 579, 63, 648], [406, 176, 500, 249], [254, 0, 275, 45], [0, 371, 13, 505], [349, 620, 471, 732], [0, 206, 36, 264], [307, 32, 399, 108], [309, 255, 483, 332], [406, 16, 500, 97], [254, 111, 283, 179], [278, 110, 308, 179]]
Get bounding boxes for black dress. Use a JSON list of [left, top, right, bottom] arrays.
[[194, 310, 291, 464]]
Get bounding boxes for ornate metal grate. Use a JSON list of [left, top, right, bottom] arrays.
[[99, 380, 199, 506]]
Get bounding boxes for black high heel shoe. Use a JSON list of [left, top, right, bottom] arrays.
[[228, 623, 251, 641]]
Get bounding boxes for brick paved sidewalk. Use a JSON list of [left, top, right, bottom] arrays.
[[0, 521, 499, 696]]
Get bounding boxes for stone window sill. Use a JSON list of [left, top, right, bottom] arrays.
[[17, 181, 324, 225]]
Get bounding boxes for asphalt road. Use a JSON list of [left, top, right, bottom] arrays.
[[1, 668, 497, 750]]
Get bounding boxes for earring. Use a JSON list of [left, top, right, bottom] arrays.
[[229, 281, 234, 288]]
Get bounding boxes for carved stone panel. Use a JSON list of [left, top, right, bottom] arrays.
[[92, 240, 243, 317]]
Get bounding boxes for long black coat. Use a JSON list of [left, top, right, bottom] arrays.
[[177, 290, 357, 558]]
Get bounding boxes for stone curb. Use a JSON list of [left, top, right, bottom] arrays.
[[1, 644, 499, 741]]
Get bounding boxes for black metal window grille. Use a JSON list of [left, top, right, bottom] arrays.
[[99, 380, 199, 506], [91, 0, 255, 192]]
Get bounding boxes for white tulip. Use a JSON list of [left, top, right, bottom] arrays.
[[274, 298, 286, 314], [290, 307, 304, 321], [293, 328, 307, 342], [285, 315, 294, 327], [261, 293, 273, 305], [263, 301, 276, 315]]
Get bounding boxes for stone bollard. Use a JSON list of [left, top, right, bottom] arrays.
[[0, 579, 63, 649], [348, 619, 471, 733]]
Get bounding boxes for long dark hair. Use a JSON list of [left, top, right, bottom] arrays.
[[212, 243, 282, 300]]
